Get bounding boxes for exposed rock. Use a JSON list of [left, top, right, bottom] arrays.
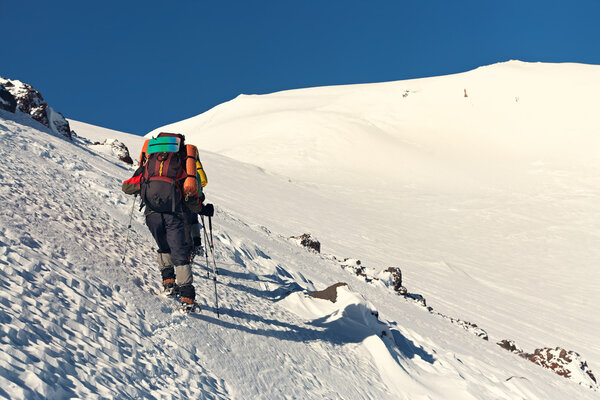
[[309, 283, 347, 303], [437, 314, 488, 340], [290, 233, 321, 253], [330, 250, 597, 391], [0, 77, 72, 139], [336, 257, 489, 340], [405, 293, 428, 308], [0, 85, 17, 112], [497, 339, 524, 355], [1, 78, 49, 125], [46, 106, 72, 140], [385, 267, 404, 292], [91, 139, 133, 164], [528, 347, 597, 387], [341, 258, 367, 278], [496, 341, 598, 389]]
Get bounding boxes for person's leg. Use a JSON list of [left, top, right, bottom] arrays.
[[146, 213, 175, 291], [157, 252, 175, 292], [163, 213, 195, 303]]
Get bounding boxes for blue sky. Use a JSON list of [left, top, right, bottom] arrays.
[[2, 0, 599, 135]]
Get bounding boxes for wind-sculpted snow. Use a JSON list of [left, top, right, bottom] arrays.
[[0, 110, 597, 398], [0, 111, 228, 399], [319, 248, 597, 388]]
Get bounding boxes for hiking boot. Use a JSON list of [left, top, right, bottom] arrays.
[[180, 297, 196, 313], [163, 278, 176, 296]]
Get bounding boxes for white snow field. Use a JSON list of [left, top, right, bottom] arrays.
[[150, 60, 600, 373], [0, 60, 596, 399]]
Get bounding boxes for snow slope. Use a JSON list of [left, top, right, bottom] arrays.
[[149, 60, 600, 191], [0, 105, 598, 397], [149, 60, 600, 375], [68, 119, 144, 160]]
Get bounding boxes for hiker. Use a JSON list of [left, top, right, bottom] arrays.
[[122, 132, 206, 312], [139, 137, 209, 258]]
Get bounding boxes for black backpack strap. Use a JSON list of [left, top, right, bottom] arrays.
[[171, 180, 177, 213]]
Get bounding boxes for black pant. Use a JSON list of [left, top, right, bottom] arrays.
[[182, 208, 199, 248], [145, 213, 190, 265]]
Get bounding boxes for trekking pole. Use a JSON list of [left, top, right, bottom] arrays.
[[205, 216, 219, 277], [208, 216, 215, 250], [121, 194, 138, 264], [201, 215, 220, 318], [202, 222, 211, 279]]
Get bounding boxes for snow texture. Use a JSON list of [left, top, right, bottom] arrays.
[[1, 60, 599, 398], [151, 60, 600, 381]]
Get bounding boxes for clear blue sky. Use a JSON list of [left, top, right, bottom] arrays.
[[2, 0, 599, 135]]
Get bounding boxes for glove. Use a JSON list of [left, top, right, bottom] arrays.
[[199, 203, 214, 217], [184, 195, 203, 214]]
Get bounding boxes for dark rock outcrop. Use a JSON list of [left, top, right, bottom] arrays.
[[496, 341, 597, 388], [92, 139, 133, 164], [437, 314, 488, 340], [0, 78, 72, 139], [290, 233, 321, 253], [0, 86, 17, 112], [341, 258, 367, 278], [528, 347, 596, 386], [47, 107, 73, 139], [335, 257, 487, 339], [385, 267, 403, 292], [309, 283, 347, 303], [497, 339, 523, 354]]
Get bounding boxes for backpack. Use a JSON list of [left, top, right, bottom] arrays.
[[141, 133, 190, 213]]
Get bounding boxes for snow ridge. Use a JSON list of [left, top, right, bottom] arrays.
[[0, 111, 228, 399]]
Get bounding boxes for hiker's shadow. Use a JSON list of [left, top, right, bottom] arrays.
[[189, 306, 325, 343], [199, 266, 305, 301], [194, 296, 435, 364], [196, 267, 435, 363]]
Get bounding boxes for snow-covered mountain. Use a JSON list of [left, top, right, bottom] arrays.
[[1, 109, 596, 400], [1, 60, 599, 398], [149, 60, 600, 191], [149, 60, 600, 381]]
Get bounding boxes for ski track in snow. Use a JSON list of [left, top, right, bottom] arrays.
[[0, 111, 597, 399]]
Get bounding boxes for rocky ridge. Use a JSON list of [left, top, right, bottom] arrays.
[[0, 77, 72, 139], [292, 234, 598, 390], [0, 77, 133, 165]]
